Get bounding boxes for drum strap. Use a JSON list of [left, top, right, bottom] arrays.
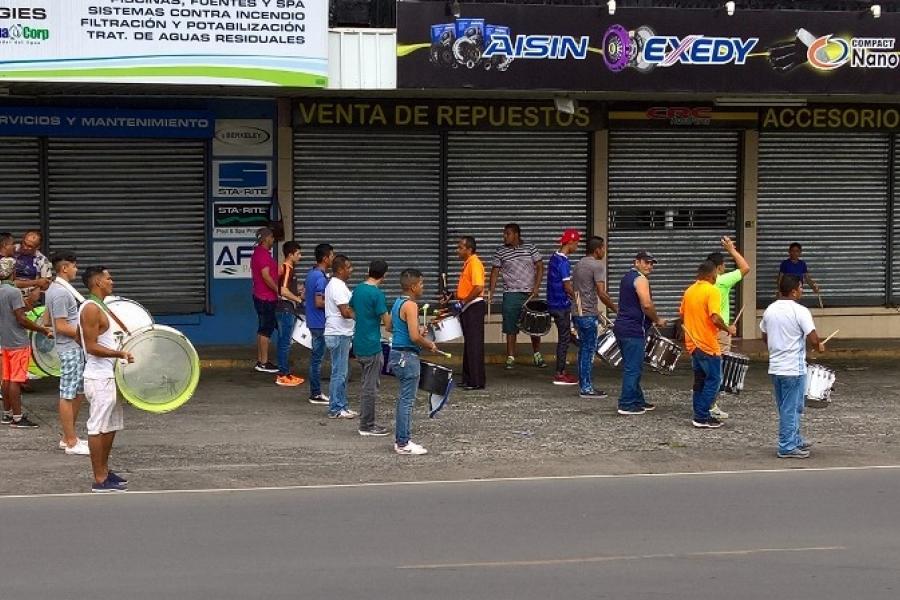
[[88, 294, 132, 336]]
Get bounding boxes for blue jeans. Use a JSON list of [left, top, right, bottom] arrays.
[[325, 335, 352, 414], [772, 374, 807, 454], [308, 328, 325, 397], [691, 350, 723, 422], [573, 316, 599, 393], [275, 311, 296, 376], [389, 350, 420, 446], [617, 335, 647, 411]]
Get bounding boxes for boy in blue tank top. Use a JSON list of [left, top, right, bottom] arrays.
[[388, 269, 439, 456]]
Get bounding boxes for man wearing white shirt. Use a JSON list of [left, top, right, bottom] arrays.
[[760, 274, 826, 459], [324, 254, 357, 419]]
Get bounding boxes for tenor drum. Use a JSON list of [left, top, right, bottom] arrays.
[[292, 315, 312, 349], [105, 296, 154, 336], [805, 363, 836, 408], [517, 299, 552, 336], [644, 334, 683, 374], [26, 306, 55, 377], [419, 360, 454, 418], [596, 328, 622, 367], [115, 324, 201, 414], [427, 315, 463, 343], [720, 352, 750, 394]]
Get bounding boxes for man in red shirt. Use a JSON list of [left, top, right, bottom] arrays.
[[251, 227, 280, 373]]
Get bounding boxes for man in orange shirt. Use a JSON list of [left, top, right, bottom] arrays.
[[680, 260, 736, 429], [456, 236, 486, 390]]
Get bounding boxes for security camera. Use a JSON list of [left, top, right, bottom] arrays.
[[725, 1, 735, 16], [607, 0, 616, 16]]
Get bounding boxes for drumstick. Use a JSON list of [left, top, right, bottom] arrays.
[[817, 293, 824, 310], [433, 349, 452, 359], [731, 306, 745, 326], [821, 329, 840, 346], [575, 291, 583, 317]]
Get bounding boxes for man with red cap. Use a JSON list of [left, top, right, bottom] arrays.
[[547, 229, 581, 385]]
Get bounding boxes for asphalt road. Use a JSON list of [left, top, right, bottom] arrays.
[[2, 467, 899, 600]]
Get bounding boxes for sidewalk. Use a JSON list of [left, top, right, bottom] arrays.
[[198, 338, 900, 370]]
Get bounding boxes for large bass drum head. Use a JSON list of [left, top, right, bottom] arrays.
[[26, 306, 52, 378], [105, 296, 154, 335], [115, 325, 200, 413]]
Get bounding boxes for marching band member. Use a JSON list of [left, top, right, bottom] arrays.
[[455, 236, 486, 391]]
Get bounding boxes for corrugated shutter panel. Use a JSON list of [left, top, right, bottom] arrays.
[[445, 131, 589, 297], [47, 139, 207, 313], [892, 134, 900, 304], [293, 131, 442, 301], [757, 132, 889, 306], [0, 138, 42, 235], [608, 130, 740, 318]]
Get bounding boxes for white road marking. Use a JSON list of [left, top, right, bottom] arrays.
[[1, 464, 899, 500]]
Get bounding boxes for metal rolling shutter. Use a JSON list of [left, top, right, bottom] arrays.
[[293, 131, 442, 301], [445, 131, 589, 298], [757, 132, 890, 307], [892, 134, 900, 305], [0, 138, 42, 235], [608, 130, 740, 318], [46, 139, 208, 313]]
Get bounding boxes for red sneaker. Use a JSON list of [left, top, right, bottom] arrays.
[[552, 373, 578, 385]]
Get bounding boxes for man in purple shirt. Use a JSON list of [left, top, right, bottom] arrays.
[[251, 227, 279, 373]]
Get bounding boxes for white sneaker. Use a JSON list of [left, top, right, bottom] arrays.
[[328, 409, 358, 419], [395, 441, 428, 455], [64, 439, 90, 456], [710, 404, 730, 419], [59, 438, 85, 450]]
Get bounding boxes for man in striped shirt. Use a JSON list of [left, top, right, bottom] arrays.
[[488, 223, 547, 370]]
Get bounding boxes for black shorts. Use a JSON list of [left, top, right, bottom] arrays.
[[254, 297, 277, 337]]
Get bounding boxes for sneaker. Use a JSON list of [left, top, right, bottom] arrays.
[[553, 373, 578, 386], [777, 448, 811, 459], [289, 374, 305, 385], [308, 394, 330, 405], [275, 374, 301, 387], [91, 477, 127, 493], [710, 403, 730, 419], [505, 356, 515, 370], [580, 389, 609, 399], [533, 352, 547, 368], [9, 415, 39, 429], [641, 403, 657, 412], [255, 361, 279, 373], [618, 407, 647, 415], [395, 441, 428, 455], [328, 409, 358, 419], [0, 412, 12, 425], [799, 440, 815, 450], [359, 424, 390, 437], [107, 471, 128, 484], [64, 439, 90, 456], [692, 417, 724, 429]]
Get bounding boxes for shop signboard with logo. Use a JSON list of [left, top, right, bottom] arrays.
[[397, 1, 900, 94], [213, 119, 274, 157], [0, 0, 328, 87]]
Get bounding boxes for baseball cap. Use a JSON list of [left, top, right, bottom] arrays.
[[559, 229, 581, 245], [635, 250, 658, 264]]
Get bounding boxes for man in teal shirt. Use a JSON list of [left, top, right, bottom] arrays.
[[706, 236, 750, 420], [349, 260, 391, 436]]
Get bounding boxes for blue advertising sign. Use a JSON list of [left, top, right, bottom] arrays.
[[0, 107, 215, 137]]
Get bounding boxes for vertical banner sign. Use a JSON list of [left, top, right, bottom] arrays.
[[0, 0, 328, 86], [396, 2, 900, 94]]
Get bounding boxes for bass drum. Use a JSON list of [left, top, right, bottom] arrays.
[[115, 324, 200, 414], [105, 296, 154, 336], [26, 306, 55, 377]]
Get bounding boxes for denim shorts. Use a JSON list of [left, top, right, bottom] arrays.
[[253, 296, 277, 337], [58, 348, 85, 400]]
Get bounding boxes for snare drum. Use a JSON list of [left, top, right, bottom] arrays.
[[596, 328, 622, 367], [427, 315, 463, 343], [419, 360, 454, 418], [517, 299, 552, 337], [720, 351, 750, 394], [644, 335, 683, 374], [805, 363, 836, 408]]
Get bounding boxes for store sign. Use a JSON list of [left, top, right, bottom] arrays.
[[762, 106, 900, 130], [295, 99, 603, 130], [0, 0, 327, 87], [213, 161, 272, 199], [0, 107, 213, 137], [213, 120, 274, 157], [213, 202, 269, 239], [213, 241, 263, 279], [397, 2, 900, 94], [609, 105, 758, 128]]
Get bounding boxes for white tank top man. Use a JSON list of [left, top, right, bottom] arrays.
[[78, 266, 134, 493]]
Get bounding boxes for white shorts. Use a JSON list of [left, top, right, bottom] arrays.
[[84, 378, 124, 435]]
